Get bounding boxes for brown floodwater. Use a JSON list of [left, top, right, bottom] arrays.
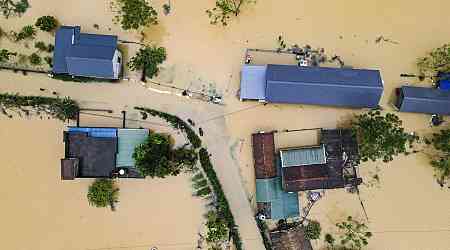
[[1, 0, 450, 249]]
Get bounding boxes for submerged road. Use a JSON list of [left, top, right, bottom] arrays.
[[0, 74, 265, 250]]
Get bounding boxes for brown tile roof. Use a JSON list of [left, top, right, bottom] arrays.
[[252, 132, 277, 179], [270, 227, 313, 250]]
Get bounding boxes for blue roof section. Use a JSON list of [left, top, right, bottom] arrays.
[[240, 65, 267, 100], [398, 86, 450, 115], [256, 177, 300, 220], [53, 27, 75, 74], [116, 129, 149, 168], [52, 26, 118, 78], [68, 127, 117, 138], [265, 65, 383, 108]]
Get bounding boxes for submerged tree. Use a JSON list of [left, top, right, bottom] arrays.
[[87, 179, 119, 210], [0, 49, 17, 63], [133, 132, 197, 178], [14, 25, 36, 41], [128, 45, 166, 80], [425, 129, 450, 186], [112, 0, 158, 30], [35, 15, 58, 32], [351, 110, 418, 163], [0, 0, 29, 18], [417, 43, 450, 77], [205, 210, 229, 244], [206, 0, 255, 26], [304, 220, 322, 240]]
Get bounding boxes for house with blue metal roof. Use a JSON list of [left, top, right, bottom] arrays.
[[395, 86, 450, 115], [240, 64, 384, 108], [53, 26, 122, 79]]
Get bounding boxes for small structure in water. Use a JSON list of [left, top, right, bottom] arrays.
[[394, 86, 450, 115]]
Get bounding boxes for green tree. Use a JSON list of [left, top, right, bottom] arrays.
[[335, 216, 372, 250], [0, 49, 17, 63], [206, 0, 255, 26], [352, 110, 418, 163], [29, 52, 41, 65], [205, 210, 229, 243], [34, 41, 47, 52], [133, 132, 197, 178], [304, 220, 322, 240], [112, 0, 158, 30], [0, 0, 29, 18], [417, 43, 450, 77], [425, 129, 450, 185], [128, 45, 166, 80], [14, 25, 36, 41], [35, 15, 58, 32], [87, 179, 119, 209]]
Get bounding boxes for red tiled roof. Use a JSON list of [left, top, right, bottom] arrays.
[[252, 132, 277, 179]]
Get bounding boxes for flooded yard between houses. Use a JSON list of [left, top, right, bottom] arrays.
[[1, 0, 450, 249]]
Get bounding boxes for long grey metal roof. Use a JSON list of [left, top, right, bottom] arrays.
[[240, 65, 267, 100], [265, 64, 383, 108], [280, 145, 327, 168], [398, 86, 450, 115]]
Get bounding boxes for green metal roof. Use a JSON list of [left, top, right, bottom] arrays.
[[280, 145, 326, 168], [256, 177, 300, 220], [116, 129, 149, 168]]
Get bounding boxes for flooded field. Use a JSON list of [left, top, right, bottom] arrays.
[[1, 0, 450, 249]]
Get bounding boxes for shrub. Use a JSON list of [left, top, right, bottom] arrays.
[[35, 15, 58, 32], [87, 179, 119, 209], [0, 93, 79, 120], [128, 45, 166, 80], [417, 43, 450, 77], [0, 49, 17, 63], [205, 211, 229, 243], [0, 0, 30, 18], [352, 110, 418, 163], [29, 52, 41, 65], [112, 0, 158, 30], [46, 44, 54, 53], [15, 25, 36, 41], [304, 220, 322, 240], [425, 129, 450, 185], [206, 0, 255, 26], [34, 41, 47, 52], [44, 56, 52, 67]]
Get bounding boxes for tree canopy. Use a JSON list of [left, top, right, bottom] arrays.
[[35, 15, 58, 32], [0, 0, 29, 18], [352, 111, 418, 163], [205, 210, 229, 243], [128, 45, 166, 79], [425, 129, 450, 185], [112, 0, 158, 30], [417, 43, 450, 76], [325, 216, 372, 250], [87, 179, 119, 209], [206, 0, 254, 26], [133, 132, 197, 178], [304, 220, 322, 240]]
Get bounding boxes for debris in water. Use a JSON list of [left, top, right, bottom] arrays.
[[198, 127, 204, 136], [375, 35, 399, 45]]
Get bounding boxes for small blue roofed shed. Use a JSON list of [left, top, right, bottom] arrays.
[[395, 86, 450, 115], [240, 64, 383, 108], [53, 26, 122, 79], [256, 177, 300, 220], [116, 129, 149, 168]]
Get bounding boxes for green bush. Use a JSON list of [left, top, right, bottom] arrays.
[[35, 15, 58, 32], [112, 0, 158, 30], [29, 53, 41, 65], [44, 56, 52, 67], [205, 210, 229, 243], [425, 129, 450, 184], [0, 0, 30, 18], [128, 45, 167, 79], [0, 93, 79, 120], [34, 41, 47, 52], [304, 220, 322, 240], [15, 25, 36, 41], [0, 49, 17, 63], [87, 179, 119, 209]]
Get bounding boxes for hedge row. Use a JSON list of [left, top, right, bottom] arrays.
[[256, 219, 272, 250], [199, 148, 243, 250], [134, 107, 202, 148], [0, 93, 79, 121]]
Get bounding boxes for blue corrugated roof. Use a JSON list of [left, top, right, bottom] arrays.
[[240, 65, 267, 100], [399, 86, 450, 115], [52, 26, 118, 79], [68, 127, 117, 138], [265, 65, 383, 108], [256, 177, 300, 220]]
